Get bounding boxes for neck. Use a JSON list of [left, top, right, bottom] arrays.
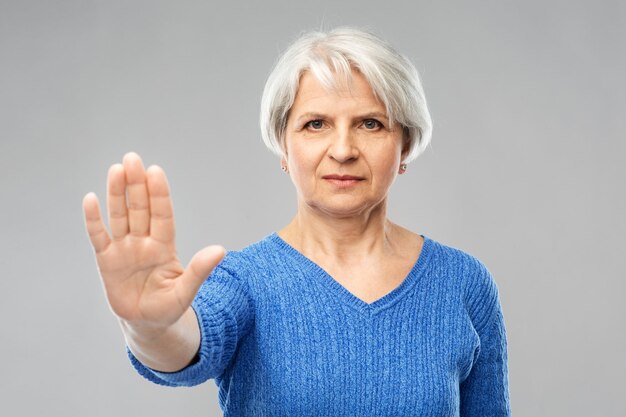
[[279, 198, 401, 264]]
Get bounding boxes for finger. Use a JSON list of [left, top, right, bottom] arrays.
[[107, 164, 129, 239], [83, 192, 111, 253], [123, 152, 150, 236], [146, 165, 175, 243], [176, 245, 226, 307]]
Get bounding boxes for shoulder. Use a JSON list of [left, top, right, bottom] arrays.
[[201, 232, 303, 309], [208, 232, 288, 282], [425, 235, 501, 330], [425, 236, 491, 279], [196, 234, 280, 306]]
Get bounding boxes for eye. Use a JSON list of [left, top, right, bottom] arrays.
[[362, 119, 383, 130], [305, 120, 324, 130]]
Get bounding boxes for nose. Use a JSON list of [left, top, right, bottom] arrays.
[[328, 127, 359, 163]]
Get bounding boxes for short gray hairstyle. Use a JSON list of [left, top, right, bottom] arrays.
[[260, 27, 432, 164]]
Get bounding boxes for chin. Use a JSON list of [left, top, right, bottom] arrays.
[[306, 200, 377, 218]]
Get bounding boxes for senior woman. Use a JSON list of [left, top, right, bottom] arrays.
[[83, 27, 511, 416]]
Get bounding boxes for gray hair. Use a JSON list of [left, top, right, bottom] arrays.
[[259, 27, 432, 163]]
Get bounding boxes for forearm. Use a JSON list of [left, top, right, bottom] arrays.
[[120, 306, 200, 373]]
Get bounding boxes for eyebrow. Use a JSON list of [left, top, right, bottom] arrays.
[[294, 111, 389, 125]]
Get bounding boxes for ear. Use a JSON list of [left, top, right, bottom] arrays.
[[280, 136, 289, 160], [280, 147, 288, 162], [400, 130, 411, 162]]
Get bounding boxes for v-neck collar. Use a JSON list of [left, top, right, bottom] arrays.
[[267, 232, 434, 316]]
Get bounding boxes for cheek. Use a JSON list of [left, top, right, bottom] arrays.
[[371, 144, 402, 171], [288, 147, 319, 186], [369, 157, 402, 189], [288, 139, 324, 168]]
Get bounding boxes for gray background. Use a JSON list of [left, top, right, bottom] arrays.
[[1, 0, 624, 416]]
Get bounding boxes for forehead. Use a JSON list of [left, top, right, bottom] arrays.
[[291, 70, 385, 112]]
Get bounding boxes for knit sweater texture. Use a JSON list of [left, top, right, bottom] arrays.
[[128, 232, 511, 416]]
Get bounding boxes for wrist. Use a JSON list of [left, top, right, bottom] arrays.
[[118, 312, 186, 344], [120, 307, 200, 372]]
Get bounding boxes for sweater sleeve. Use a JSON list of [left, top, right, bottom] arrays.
[[126, 257, 254, 387], [459, 263, 512, 416]]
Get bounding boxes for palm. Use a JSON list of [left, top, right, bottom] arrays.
[[95, 234, 185, 325], [83, 153, 224, 329]]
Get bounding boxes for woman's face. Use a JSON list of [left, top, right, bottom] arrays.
[[283, 69, 407, 218]]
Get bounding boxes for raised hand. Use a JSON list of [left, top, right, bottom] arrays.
[[83, 152, 225, 333]]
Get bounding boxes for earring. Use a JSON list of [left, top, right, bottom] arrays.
[[281, 165, 288, 173], [399, 163, 407, 174]]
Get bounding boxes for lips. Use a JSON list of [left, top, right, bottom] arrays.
[[322, 174, 364, 180]]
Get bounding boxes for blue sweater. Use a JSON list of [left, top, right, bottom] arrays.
[[128, 232, 511, 416]]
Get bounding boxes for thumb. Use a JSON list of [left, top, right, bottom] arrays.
[[177, 245, 226, 305]]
